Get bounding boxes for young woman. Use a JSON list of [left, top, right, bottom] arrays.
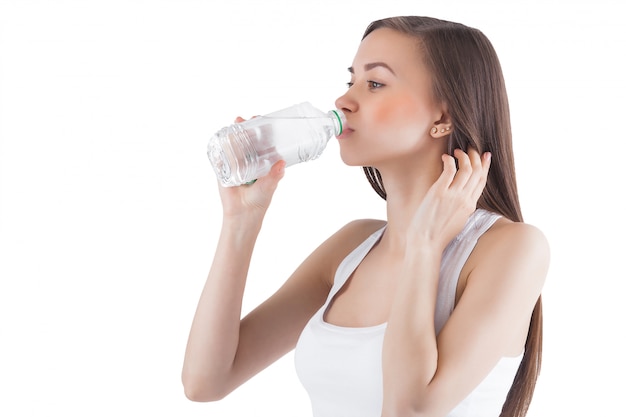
[[182, 16, 550, 417]]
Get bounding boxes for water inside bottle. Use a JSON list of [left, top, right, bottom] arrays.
[[208, 105, 341, 187], [258, 115, 333, 165]]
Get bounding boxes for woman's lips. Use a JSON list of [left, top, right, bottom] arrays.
[[337, 127, 354, 140]]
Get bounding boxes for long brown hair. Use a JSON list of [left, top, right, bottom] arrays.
[[361, 16, 543, 417]]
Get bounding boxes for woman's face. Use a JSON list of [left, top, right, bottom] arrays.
[[335, 28, 446, 168]]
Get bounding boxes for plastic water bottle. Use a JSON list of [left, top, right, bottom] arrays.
[[207, 102, 346, 187]]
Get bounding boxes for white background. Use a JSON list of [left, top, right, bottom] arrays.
[[1, 0, 624, 416]]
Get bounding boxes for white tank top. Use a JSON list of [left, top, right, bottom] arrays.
[[294, 209, 523, 417]]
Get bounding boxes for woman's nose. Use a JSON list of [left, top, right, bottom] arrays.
[[335, 90, 357, 114]]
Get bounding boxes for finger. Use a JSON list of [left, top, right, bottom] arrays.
[[269, 160, 286, 180], [478, 151, 492, 189], [462, 148, 483, 190], [483, 151, 492, 169], [469, 151, 492, 201], [467, 148, 483, 185], [255, 160, 286, 193], [468, 147, 482, 169], [234, 116, 245, 123], [450, 148, 472, 188], [438, 153, 458, 188]]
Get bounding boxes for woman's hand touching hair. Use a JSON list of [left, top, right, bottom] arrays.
[[407, 148, 492, 252]]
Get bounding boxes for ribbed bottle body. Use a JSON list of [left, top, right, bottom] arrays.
[[207, 102, 345, 187]]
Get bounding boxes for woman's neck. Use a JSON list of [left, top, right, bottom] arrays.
[[377, 156, 444, 254]]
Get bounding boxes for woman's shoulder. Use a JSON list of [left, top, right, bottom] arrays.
[[488, 218, 550, 254], [303, 218, 387, 289], [326, 218, 388, 251], [340, 218, 388, 234], [469, 216, 550, 286], [313, 218, 386, 263]]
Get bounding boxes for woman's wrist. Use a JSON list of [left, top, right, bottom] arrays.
[[221, 212, 265, 240], [404, 235, 446, 259]]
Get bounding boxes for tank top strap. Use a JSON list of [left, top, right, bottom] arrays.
[[325, 226, 387, 304], [434, 209, 502, 334]]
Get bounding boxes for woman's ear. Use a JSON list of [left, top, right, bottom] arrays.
[[429, 111, 453, 138]]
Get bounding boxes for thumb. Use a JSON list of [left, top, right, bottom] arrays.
[[270, 160, 286, 181], [256, 160, 286, 192]]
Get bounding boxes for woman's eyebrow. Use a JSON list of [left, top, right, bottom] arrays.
[[347, 62, 396, 75]]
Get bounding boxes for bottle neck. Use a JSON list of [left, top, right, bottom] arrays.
[[329, 109, 346, 135]]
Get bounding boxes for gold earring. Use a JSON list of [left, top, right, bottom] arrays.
[[431, 127, 438, 134]]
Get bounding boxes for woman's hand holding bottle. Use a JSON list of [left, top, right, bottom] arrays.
[[216, 117, 286, 221]]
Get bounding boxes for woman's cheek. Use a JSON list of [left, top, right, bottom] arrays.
[[373, 95, 422, 124], [373, 95, 429, 136]]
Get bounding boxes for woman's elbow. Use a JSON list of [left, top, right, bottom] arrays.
[[182, 372, 230, 402]]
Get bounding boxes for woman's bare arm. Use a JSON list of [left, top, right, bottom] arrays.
[[381, 150, 549, 416], [382, 220, 549, 416], [182, 160, 384, 401]]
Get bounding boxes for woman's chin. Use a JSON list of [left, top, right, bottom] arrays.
[[339, 151, 368, 167]]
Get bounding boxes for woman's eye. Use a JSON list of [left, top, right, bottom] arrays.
[[345, 80, 384, 89], [368, 81, 384, 89]]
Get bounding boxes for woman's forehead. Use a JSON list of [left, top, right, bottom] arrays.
[[351, 28, 425, 75]]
